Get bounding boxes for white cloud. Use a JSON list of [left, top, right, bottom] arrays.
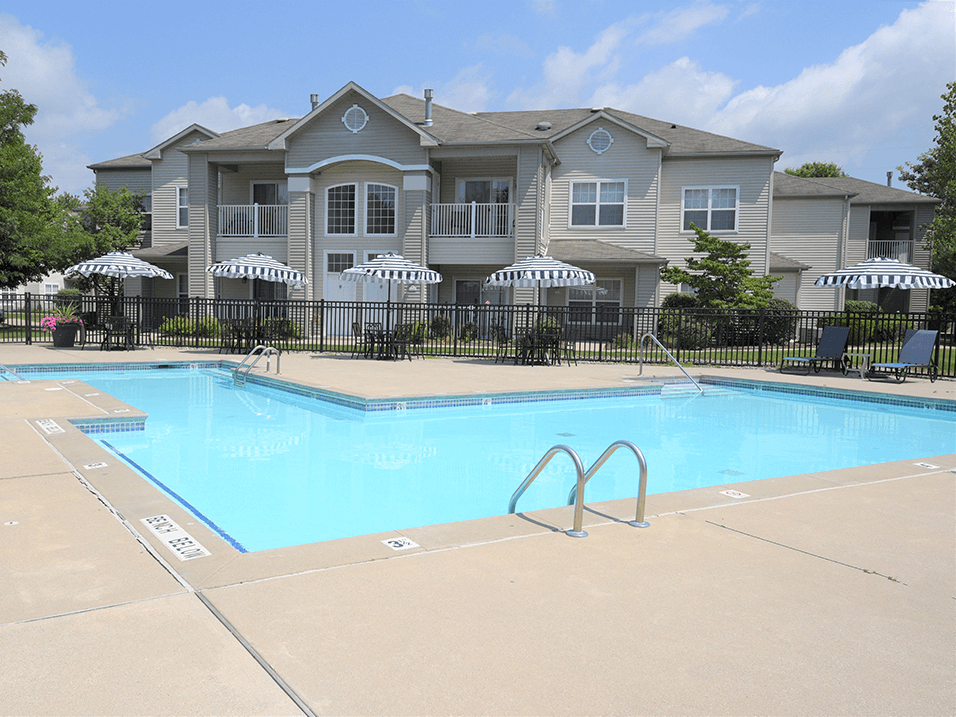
[[589, 57, 737, 122], [531, 0, 557, 17], [0, 14, 125, 193], [149, 97, 288, 144], [507, 20, 633, 108], [634, 2, 730, 46], [393, 64, 494, 113], [704, 0, 956, 168]]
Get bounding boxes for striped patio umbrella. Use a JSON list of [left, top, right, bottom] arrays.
[[66, 251, 173, 280], [339, 252, 442, 301], [205, 252, 307, 287], [815, 257, 954, 290], [485, 254, 595, 289]]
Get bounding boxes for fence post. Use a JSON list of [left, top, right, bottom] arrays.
[[319, 299, 325, 353], [25, 292, 32, 345], [757, 308, 766, 367]]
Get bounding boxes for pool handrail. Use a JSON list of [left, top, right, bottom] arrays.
[[567, 440, 650, 528], [508, 444, 589, 537], [0, 363, 24, 380], [234, 345, 281, 386], [638, 332, 702, 392]]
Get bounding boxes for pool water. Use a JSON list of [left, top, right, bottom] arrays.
[[24, 367, 956, 551]]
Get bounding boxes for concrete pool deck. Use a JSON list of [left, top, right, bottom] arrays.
[[1, 343, 954, 716]]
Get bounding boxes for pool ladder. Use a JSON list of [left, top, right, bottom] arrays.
[[0, 363, 24, 381], [234, 345, 280, 386], [508, 440, 649, 538], [638, 332, 702, 392]]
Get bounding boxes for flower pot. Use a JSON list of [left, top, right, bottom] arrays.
[[52, 324, 79, 348]]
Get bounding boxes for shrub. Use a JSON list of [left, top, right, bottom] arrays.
[[430, 314, 452, 338], [761, 298, 799, 344], [459, 321, 479, 341], [611, 331, 633, 349], [160, 316, 220, 338], [262, 317, 302, 340], [661, 292, 700, 309]]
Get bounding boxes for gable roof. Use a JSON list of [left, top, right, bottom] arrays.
[[773, 172, 939, 204], [88, 152, 152, 171], [179, 118, 300, 152], [267, 82, 439, 151], [142, 124, 219, 160]]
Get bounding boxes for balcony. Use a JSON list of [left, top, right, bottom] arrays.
[[867, 240, 912, 262], [431, 202, 514, 238], [219, 204, 288, 237]]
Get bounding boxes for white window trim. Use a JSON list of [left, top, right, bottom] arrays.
[[176, 186, 188, 229], [454, 177, 512, 204], [325, 183, 358, 236], [364, 182, 398, 237], [566, 279, 623, 325], [325, 250, 357, 274], [248, 180, 288, 205], [680, 185, 740, 234], [568, 179, 628, 229]]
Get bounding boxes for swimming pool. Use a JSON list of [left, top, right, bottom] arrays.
[[13, 364, 956, 551]]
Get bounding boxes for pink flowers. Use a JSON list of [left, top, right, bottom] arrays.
[[40, 315, 83, 332]]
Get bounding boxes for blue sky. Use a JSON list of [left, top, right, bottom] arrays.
[[2, 0, 954, 196]]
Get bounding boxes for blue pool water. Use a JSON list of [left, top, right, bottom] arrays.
[[18, 366, 956, 551]]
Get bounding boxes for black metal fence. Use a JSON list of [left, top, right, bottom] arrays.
[[2, 293, 953, 378]]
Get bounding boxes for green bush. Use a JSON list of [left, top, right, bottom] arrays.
[[459, 321, 479, 341], [262, 317, 302, 340], [611, 331, 634, 349], [160, 316, 220, 338], [761, 298, 799, 344], [845, 300, 879, 314], [430, 314, 452, 338], [661, 292, 700, 309]]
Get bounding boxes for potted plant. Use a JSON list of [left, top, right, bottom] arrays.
[[41, 303, 84, 347]]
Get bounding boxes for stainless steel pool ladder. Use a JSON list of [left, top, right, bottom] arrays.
[[508, 440, 649, 538], [234, 345, 280, 386], [0, 363, 24, 381], [638, 332, 702, 392]]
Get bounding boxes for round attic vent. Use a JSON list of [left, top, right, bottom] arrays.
[[587, 127, 613, 155], [342, 104, 368, 133], [536, 121, 552, 131]]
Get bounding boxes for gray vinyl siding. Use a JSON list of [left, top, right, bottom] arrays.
[[844, 206, 871, 265], [550, 125, 661, 252], [770, 272, 799, 305], [286, 93, 428, 169], [220, 165, 287, 204], [772, 197, 845, 311], [514, 145, 541, 261], [187, 156, 218, 297], [151, 137, 200, 248], [657, 155, 773, 295], [94, 168, 151, 194], [436, 157, 517, 203], [288, 191, 310, 296]]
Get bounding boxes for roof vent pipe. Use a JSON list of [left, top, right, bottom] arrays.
[[310, 94, 320, 110], [424, 89, 434, 127], [886, 171, 893, 187]]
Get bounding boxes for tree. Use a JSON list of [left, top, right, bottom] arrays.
[[784, 161, 847, 178], [0, 50, 64, 289], [898, 81, 956, 312], [660, 224, 780, 308]]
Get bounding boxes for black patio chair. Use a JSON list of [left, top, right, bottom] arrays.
[[780, 326, 850, 375], [867, 329, 939, 383]]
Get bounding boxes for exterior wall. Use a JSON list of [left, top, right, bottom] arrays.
[[288, 191, 311, 298], [151, 133, 206, 248], [844, 205, 871, 266], [550, 125, 661, 254], [514, 145, 542, 262], [94, 168, 151, 194], [187, 155, 218, 297], [772, 196, 846, 311], [770, 272, 799, 305], [220, 165, 287, 204], [286, 93, 428, 169]]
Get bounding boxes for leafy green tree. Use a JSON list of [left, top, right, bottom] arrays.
[[660, 224, 780, 308], [0, 50, 65, 289], [898, 81, 956, 312], [784, 161, 847, 177]]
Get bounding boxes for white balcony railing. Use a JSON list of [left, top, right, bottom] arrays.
[[219, 204, 288, 237], [431, 202, 514, 238], [867, 240, 913, 262]]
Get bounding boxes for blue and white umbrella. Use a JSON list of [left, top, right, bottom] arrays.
[[67, 251, 173, 280], [340, 252, 441, 300], [815, 257, 954, 290], [485, 254, 595, 288], [206, 252, 307, 287]]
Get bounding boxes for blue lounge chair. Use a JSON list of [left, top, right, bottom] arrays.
[[867, 329, 939, 383], [780, 326, 850, 375]]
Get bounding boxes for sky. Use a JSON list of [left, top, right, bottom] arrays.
[[2, 0, 954, 197]]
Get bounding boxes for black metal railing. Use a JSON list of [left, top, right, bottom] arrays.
[[1, 293, 953, 379]]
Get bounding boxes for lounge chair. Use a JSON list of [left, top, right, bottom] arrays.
[[867, 329, 939, 383], [780, 326, 850, 375]]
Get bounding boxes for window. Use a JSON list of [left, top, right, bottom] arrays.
[[44, 284, 59, 295], [568, 280, 622, 324], [342, 104, 368, 133], [682, 186, 738, 232], [251, 182, 288, 205], [587, 127, 614, 154], [327, 184, 356, 235], [140, 193, 152, 232], [366, 183, 396, 235], [326, 253, 354, 273], [570, 181, 625, 226], [177, 187, 188, 228]]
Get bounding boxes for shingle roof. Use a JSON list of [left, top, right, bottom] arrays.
[[773, 172, 939, 204], [548, 240, 665, 264], [180, 119, 301, 151], [88, 152, 152, 170], [769, 251, 810, 271]]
